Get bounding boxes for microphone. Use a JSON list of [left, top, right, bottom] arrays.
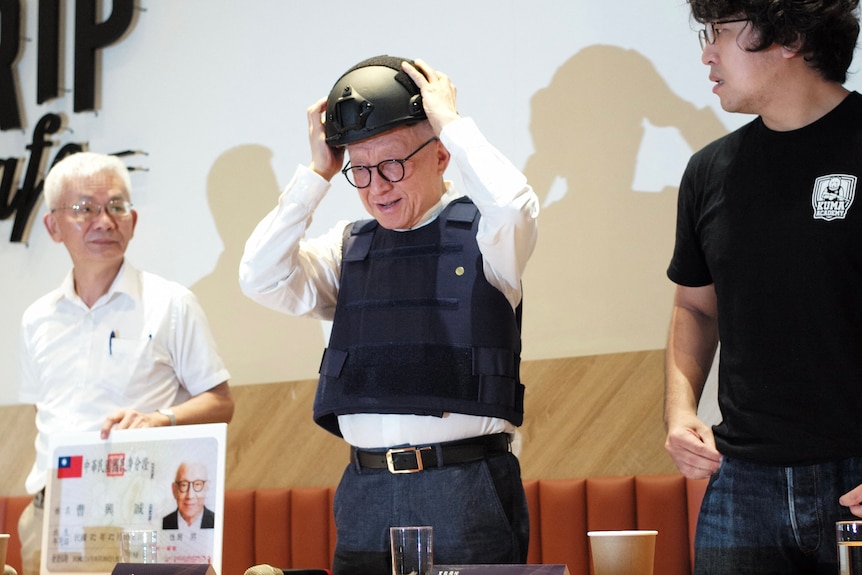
[[243, 566, 330, 575]]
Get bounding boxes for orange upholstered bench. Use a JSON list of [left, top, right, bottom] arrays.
[[525, 475, 708, 575], [0, 495, 30, 572], [1, 475, 708, 575], [222, 487, 338, 574]]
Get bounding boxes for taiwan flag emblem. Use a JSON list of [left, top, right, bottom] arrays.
[[57, 455, 83, 479]]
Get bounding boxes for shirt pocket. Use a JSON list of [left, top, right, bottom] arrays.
[[99, 334, 156, 405]]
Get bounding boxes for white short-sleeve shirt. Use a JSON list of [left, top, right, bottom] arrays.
[[20, 261, 230, 493]]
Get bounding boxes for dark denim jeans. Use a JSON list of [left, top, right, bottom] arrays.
[[331, 451, 529, 575], [695, 456, 862, 574]]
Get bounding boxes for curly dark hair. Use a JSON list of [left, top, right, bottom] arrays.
[[689, 0, 860, 82]]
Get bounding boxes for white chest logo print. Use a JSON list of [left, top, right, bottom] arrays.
[[812, 174, 857, 221]]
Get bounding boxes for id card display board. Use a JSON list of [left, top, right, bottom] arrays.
[[41, 424, 226, 575]]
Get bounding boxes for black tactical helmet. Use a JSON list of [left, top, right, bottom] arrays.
[[325, 55, 426, 146]]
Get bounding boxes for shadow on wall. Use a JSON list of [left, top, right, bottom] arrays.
[[191, 145, 325, 385], [522, 44, 728, 358]]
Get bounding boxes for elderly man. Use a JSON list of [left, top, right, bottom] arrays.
[[240, 56, 539, 574], [19, 152, 233, 575], [163, 462, 214, 530]]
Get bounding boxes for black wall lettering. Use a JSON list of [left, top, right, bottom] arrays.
[[2, 1, 140, 243], [74, 0, 135, 112], [0, 0, 23, 130], [0, 157, 21, 219], [37, 0, 60, 104], [11, 141, 83, 243], [0, 113, 85, 243]]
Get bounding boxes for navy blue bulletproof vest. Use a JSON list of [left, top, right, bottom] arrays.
[[312, 198, 524, 437]]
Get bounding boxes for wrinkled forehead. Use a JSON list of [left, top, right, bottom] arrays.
[[175, 463, 208, 481], [346, 124, 425, 163], [61, 170, 129, 200], [347, 124, 414, 151]]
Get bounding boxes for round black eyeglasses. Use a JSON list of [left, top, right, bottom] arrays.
[[175, 480, 207, 493], [341, 137, 439, 189]]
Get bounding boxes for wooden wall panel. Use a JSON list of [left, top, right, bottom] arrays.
[[0, 350, 678, 496], [518, 350, 674, 479], [0, 403, 35, 495]]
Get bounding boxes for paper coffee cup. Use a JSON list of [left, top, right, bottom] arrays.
[[588, 529, 657, 575]]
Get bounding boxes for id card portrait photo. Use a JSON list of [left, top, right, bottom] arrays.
[[40, 423, 226, 575]]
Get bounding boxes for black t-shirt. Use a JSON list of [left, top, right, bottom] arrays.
[[668, 91, 862, 465]]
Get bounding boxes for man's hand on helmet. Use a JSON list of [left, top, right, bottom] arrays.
[[307, 97, 345, 181], [402, 59, 460, 135]]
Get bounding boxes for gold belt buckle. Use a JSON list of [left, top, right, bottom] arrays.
[[385, 446, 432, 474]]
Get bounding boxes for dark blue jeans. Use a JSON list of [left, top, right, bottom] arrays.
[[331, 451, 529, 575], [695, 456, 862, 574]]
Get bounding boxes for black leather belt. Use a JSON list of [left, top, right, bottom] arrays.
[[351, 433, 511, 474]]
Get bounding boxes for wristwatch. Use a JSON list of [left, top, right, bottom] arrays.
[[157, 408, 176, 426]]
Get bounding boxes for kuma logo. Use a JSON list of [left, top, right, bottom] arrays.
[[812, 174, 857, 221]]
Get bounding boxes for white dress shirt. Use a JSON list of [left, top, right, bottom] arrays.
[[20, 261, 230, 493]]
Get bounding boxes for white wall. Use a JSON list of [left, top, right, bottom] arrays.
[[2, 0, 858, 408]]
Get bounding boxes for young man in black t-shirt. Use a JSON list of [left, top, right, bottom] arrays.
[[664, 0, 862, 572]]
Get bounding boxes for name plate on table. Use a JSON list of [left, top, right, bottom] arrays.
[[435, 566, 570, 575], [41, 424, 226, 575], [111, 564, 216, 575]]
